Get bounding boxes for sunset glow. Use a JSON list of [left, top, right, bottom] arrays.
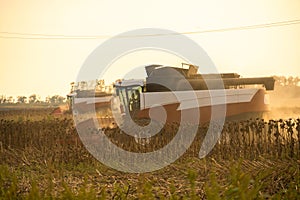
[[1, 0, 300, 99]]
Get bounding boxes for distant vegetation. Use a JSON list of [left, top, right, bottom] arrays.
[[273, 76, 300, 87], [0, 94, 66, 106]]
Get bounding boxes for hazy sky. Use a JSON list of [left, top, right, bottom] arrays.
[[1, 0, 300, 99]]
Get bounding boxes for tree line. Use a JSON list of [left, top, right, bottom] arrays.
[[273, 76, 300, 87], [0, 94, 66, 105]]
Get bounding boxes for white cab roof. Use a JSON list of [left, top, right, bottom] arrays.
[[114, 79, 144, 87]]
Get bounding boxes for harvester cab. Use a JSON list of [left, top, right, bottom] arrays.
[[113, 79, 144, 118]]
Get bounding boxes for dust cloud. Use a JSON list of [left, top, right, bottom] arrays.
[[267, 81, 300, 120]]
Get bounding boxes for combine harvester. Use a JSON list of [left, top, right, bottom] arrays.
[[68, 63, 275, 128]]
